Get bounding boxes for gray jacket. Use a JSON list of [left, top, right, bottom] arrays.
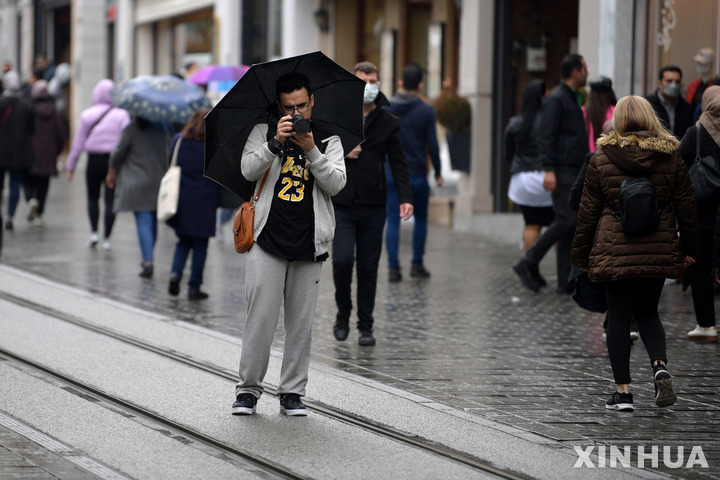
[[110, 121, 169, 212], [241, 123, 346, 259]]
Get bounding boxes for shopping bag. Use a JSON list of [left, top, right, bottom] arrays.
[[157, 138, 182, 221]]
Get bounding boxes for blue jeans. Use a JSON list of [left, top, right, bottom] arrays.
[[171, 235, 209, 291], [133, 211, 157, 263], [332, 204, 386, 331], [0, 169, 25, 218], [386, 174, 429, 268]]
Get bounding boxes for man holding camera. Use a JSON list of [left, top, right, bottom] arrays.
[[331, 61, 413, 347], [232, 72, 346, 416]]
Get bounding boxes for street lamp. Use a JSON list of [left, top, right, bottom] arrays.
[[314, 6, 329, 33]]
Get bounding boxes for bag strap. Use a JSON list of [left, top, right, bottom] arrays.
[[0, 105, 13, 126], [253, 169, 271, 203], [169, 137, 182, 167], [86, 106, 113, 143], [696, 124, 702, 162]]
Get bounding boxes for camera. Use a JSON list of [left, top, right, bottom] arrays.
[[291, 114, 312, 135]]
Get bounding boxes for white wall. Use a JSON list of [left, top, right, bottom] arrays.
[[281, 0, 321, 58], [457, 0, 494, 213], [578, 0, 638, 98], [215, 0, 241, 65], [70, 0, 107, 138]]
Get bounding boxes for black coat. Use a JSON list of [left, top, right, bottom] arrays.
[[0, 96, 35, 170], [537, 82, 589, 173], [645, 91, 695, 140], [505, 114, 542, 174], [332, 94, 412, 207], [30, 98, 65, 176], [678, 124, 720, 231], [165, 135, 220, 238]]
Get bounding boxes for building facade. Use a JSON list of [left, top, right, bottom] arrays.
[[1, 0, 718, 215]]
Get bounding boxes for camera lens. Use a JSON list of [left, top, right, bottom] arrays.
[[292, 114, 312, 135]]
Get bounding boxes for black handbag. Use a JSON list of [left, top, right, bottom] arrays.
[[569, 267, 607, 313], [689, 125, 720, 204]]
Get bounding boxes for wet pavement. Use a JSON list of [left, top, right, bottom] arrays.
[[1, 169, 719, 479]]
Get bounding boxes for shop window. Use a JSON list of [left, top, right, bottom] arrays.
[[645, 0, 718, 95], [173, 10, 215, 72]]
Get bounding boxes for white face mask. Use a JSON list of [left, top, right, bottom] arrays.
[[363, 83, 379, 104], [663, 81, 680, 99], [697, 63, 711, 76]]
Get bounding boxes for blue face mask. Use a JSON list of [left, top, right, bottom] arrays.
[[364, 83, 379, 104]]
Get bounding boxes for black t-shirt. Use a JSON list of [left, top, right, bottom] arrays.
[[257, 141, 322, 261]]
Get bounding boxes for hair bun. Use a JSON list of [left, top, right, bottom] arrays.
[[589, 75, 612, 92]]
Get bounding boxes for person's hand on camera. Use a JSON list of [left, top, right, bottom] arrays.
[[291, 129, 315, 153], [275, 115, 293, 144], [683, 256, 696, 268]]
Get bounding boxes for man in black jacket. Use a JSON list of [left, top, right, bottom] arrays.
[[331, 61, 413, 346], [514, 53, 589, 293], [645, 65, 694, 139]]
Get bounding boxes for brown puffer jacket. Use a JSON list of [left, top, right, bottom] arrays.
[[571, 130, 699, 282]]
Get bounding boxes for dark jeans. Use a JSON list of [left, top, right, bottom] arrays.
[[685, 229, 716, 328], [332, 204, 386, 332], [524, 169, 577, 289], [86, 153, 115, 238], [171, 234, 209, 291], [23, 174, 50, 216], [0, 168, 25, 218], [386, 174, 429, 268], [605, 277, 667, 385]]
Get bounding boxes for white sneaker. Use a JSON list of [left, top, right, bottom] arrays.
[[31, 217, 44, 227], [26, 198, 39, 221], [102, 240, 111, 250], [87, 233, 99, 248], [687, 325, 718, 342]]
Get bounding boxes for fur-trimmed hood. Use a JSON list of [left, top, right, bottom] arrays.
[[596, 130, 679, 175]]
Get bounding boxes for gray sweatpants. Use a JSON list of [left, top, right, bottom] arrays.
[[235, 244, 323, 399]]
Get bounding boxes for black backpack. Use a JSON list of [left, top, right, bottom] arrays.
[[611, 176, 665, 237]]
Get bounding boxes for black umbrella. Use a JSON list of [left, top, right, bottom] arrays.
[[204, 51, 366, 199]]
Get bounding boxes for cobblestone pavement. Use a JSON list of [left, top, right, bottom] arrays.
[[1, 176, 719, 479]]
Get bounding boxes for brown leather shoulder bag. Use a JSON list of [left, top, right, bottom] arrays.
[[233, 168, 270, 254]]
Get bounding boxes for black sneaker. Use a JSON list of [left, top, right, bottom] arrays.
[[188, 290, 209, 300], [359, 330, 376, 346], [528, 262, 546, 287], [333, 323, 349, 341], [653, 363, 677, 408], [388, 267, 402, 282], [279, 394, 307, 416], [139, 262, 153, 278], [168, 276, 180, 296], [605, 391, 634, 411], [512, 259, 540, 292], [232, 393, 257, 415], [410, 263, 431, 278]]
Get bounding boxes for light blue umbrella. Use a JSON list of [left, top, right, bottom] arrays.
[[112, 75, 211, 124]]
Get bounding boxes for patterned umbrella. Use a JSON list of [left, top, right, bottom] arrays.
[[112, 75, 210, 124], [187, 65, 250, 86]]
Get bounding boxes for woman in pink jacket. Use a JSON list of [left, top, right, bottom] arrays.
[[66, 79, 130, 250], [583, 76, 617, 152]]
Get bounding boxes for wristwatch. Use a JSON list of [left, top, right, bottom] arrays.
[[267, 137, 284, 156]]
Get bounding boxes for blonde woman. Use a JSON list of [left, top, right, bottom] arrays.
[[572, 96, 699, 411]]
